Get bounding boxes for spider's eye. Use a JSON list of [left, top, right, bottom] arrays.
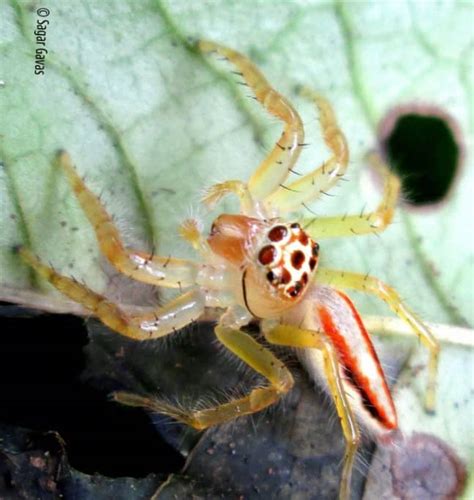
[[312, 242, 320, 257], [290, 222, 300, 229]]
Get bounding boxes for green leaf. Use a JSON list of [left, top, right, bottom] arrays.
[[1, 0, 473, 495]]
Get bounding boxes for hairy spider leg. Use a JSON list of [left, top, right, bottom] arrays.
[[317, 268, 439, 412], [113, 324, 294, 428], [202, 180, 258, 216], [265, 88, 349, 213], [19, 248, 205, 340], [198, 40, 305, 201], [263, 323, 360, 500], [55, 150, 197, 288], [303, 152, 400, 239]]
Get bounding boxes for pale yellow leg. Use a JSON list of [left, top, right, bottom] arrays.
[[265, 88, 349, 213], [263, 323, 359, 500], [303, 152, 401, 239], [198, 40, 304, 201], [113, 325, 294, 429], [55, 150, 197, 288], [201, 180, 259, 216], [317, 268, 439, 412], [18, 248, 204, 340]]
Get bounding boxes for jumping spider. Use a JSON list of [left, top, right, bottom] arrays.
[[18, 40, 439, 499]]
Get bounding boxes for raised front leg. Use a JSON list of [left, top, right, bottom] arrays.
[[198, 40, 305, 201], [303, 152, 401, 239], [18, 248, 205, 341], [265, 88, 349, 213], [113, 324, 294, 429], [55, 150, 198, 288], [317, 267, 439, 412], [263, 323, 360, 500]]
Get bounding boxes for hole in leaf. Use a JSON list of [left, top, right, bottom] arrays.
[[381, 108, 461, 206]]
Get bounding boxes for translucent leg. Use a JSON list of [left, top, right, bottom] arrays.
[[198, 40, 304, 201], [113, 325, 294, 429], [201, 180, 261, 216], [263, 323, 359, 500], [303, 152, 401, 239], [265, 89, 349, 213], [55, 150, 197, 288], [19, 248, 204, 340], [317, 268, 439, 412]]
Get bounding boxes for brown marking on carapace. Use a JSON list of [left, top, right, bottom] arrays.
[[298, 232, 309, 245], [312, 242, 320, 257], [309, 258, 317, 270], [258, 245, 277, 265], [291, 250, 305, 269], [317, 301, 397, 430], [207, 214, 262, 266], [287, 281, 303, 298], [281, 268, 291, 284], [301, 272, 308, 285], [268, 225, 288, 242]]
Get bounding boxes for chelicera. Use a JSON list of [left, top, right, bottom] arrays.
[[17, 40, 440, 500]]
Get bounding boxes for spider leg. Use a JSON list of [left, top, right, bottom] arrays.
[[55, 150, 197, 288], [263, 323, 359, 500], [201, 180, 259, 216], [303, 152, 401, 239], [18, 247, 204, 340], [198, 40, 304, 201], [264, 89, 349, 213], [113, 324, 294, 428], [317, 268, 439, 412]]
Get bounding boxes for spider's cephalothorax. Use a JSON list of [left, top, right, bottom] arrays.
[[256, 221, 319, 300], [207, 215, 319, 318]]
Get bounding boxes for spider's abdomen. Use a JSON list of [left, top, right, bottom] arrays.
[[257, 222, 319, 300]]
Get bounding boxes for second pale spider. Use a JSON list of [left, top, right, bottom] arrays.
[[19, 41, 440, 499]]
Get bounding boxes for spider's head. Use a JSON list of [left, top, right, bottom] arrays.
[[254, 222, 319, 301], [208, 215, 319, 318]]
